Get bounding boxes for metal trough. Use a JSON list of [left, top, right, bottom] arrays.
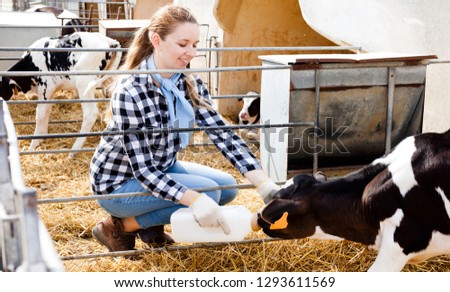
[[259, 52, 437, 181]]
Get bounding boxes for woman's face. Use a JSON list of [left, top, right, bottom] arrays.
[[152, 22, 200, 77]]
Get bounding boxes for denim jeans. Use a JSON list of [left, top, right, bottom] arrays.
[[96, 161, 238, 229]]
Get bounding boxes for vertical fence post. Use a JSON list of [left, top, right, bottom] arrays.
[[0, 101, 21, 271], [313, 66, 321, 174], [260, 60, 291, 183], [385, 67, 396, 153], [1, 100, 63, 271], [15, 188, 48, 271]]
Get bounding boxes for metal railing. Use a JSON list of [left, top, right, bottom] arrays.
[[0, 100, 64, 271], [0, 44, 380, 264]]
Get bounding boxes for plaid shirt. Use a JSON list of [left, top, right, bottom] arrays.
[[90, 57, 261, 202]]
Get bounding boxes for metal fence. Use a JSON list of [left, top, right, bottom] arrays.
[[0, 100, 64, 271], [0, 44, 348, 265], [1, 39, 447, 266]]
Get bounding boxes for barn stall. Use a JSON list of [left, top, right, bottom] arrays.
[[1, 0, 450, 273]]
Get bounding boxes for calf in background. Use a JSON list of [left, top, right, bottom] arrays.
[[0, 32, 122, 157], [258, 129, 450, 271], [238, 91, 260, 141]]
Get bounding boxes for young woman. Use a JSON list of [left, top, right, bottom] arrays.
[[90, 5, 279, 252]]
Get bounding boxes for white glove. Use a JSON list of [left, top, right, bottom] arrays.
[[257, 180, 281, 204], [189, 194, 230, 234]]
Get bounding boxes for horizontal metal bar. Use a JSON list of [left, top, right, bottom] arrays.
[[19, 139, 259, 155], [0, 47, 127, 52], [0, 25, 98, 29], [0, 57, 21, 61], [20, 148, 96, 155], [0, 65, 291, 77], [14, 120, 83, 125], [0, 214, 21, 221], [429, 59, 450, 64], [7, 98, 110, 105], [0, 46, 361, 53], [212, 94, 260, 99], [60, 238, 287, 261], [204, 46, 362, 52], [16, 121, 312, 141], [6, 95, 259, 105], [37, 183, 264, 204]]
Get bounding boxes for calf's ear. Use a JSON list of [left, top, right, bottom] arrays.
[[292, 174, 317, 192], [9, 79, 22, 98]]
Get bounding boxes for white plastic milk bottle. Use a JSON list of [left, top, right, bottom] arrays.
[[170, 205, 259, 243]]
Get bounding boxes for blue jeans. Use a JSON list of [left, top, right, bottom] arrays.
[[97, 161, 238, 229]]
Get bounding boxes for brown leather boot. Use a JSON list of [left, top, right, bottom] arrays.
[[92, 216, 136, 251], [138, 225, 174, 248]]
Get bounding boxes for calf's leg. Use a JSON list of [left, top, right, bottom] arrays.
[[69, 78, 99, 158], [368, 212, 410, 272], [28, 103, 53, 151]]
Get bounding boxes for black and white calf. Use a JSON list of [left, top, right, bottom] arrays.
[[0, 32, 122, 156], [238, 91, 260, 125], [238, 91, 260, 141], [258, 129, 450, 271]]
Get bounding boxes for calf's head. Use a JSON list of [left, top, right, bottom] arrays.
[[0, 76, 18, 101], [1, 54, 40, 101], [258, 173, 327, 239], [238, 92, 260, 125]]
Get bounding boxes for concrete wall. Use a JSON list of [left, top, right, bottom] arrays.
[[213, 0, 346, 115]]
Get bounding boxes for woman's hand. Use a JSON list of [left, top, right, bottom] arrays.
[[244, 169, 281, 204], [257, 180, 281, 204], [188, 193, 230, 234]]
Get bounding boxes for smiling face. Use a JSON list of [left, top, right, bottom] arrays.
[[151, 22, 199, 77]]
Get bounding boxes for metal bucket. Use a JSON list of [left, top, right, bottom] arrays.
[[259, 53, 437, 179], [288, 63, 427, 168]]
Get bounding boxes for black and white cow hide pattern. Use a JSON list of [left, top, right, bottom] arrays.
[[258, 130, 450, 272], [238, 91, 260, 141]]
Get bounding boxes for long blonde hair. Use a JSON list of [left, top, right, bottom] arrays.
[[122, 5, 212, 110]]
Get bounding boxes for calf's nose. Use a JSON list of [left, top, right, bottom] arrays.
[[240, 112, 249, 119]]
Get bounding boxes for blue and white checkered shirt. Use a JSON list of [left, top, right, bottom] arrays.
[[90, 57, 261, 202]]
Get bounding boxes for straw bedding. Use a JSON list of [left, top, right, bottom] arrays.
[[8, 91, 450, 272]]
